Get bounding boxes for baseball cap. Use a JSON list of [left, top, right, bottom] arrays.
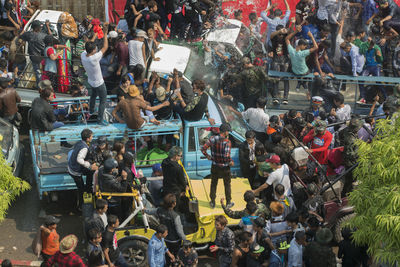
[[315, 120, 327, 132], [265, 155, 281, 164], [312, 96, 324, 104], [104, 158, 118, 172], [44, 215, 60, 226], [155, 86, 166, 101], [128, 85, 140, 97], [152, 163, 162, 173]]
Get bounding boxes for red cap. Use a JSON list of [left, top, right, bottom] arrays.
[[265, 155, 281, 164]]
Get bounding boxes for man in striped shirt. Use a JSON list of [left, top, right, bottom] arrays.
[[201, 123, 234, 209]]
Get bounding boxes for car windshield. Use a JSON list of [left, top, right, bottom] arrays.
[[216, 100, 248, 139], [184, 50, 219, 96], [0, 119, 12, 158]]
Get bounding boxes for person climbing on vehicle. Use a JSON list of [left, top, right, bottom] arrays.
[[68, 128, 98, 210], [220, 190, 270, 220]]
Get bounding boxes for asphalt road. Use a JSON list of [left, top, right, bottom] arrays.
[[0, 136, 218, 266]]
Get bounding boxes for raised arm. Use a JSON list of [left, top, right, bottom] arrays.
[[100, 23, 109, 54], [308, 31, 319, 53], [285, 25, 301, 46]]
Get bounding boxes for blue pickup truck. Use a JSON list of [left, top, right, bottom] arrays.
[[29, 96, 248, 199]]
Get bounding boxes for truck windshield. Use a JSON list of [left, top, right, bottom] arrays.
[[184, 50, 219, 96], [0, 119, 12, 158], [217, 101, 248, 139]]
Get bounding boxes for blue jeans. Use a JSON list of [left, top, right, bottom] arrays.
[[89, 82, 107, 123], [359, 65, 380, 99], [31, 60, 41, 85], [114, 252, 128, 267]]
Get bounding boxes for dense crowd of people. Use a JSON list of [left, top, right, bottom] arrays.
[[1, 0, 400, 266]]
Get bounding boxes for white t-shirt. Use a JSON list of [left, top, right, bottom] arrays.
[[99, 213, 107, 228], [81, 51, 104, 88], [128, 39, 145, 67], [242, 107, 269, 133], [266, 164, 291, 196]]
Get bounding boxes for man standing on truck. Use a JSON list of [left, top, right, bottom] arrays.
[[81, 22, 109, 126], [19, 20, 47, 84], [68, 129, 99, 211], [201, 123, 234, 209]]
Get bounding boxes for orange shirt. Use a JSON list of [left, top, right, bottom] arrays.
[[41, 230, 59, 255]]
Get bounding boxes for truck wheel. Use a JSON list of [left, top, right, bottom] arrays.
[[119, 239, 148, 267], [334, 213, 355, 243]]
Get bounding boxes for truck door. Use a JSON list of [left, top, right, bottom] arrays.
[[183, 126, 198, 178], [195, 127, 213, 178]]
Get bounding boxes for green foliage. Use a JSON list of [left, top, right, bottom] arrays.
[[349, 117, 400, 264], [0, 150, 30, 221]]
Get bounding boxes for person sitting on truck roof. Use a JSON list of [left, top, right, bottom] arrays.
[[31, 87, 67, 132], [68, 128, 99, 210], [174, 79, 215, 124], [112, 85, 169, 129]]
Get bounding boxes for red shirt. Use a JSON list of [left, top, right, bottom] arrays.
[[302, 129, 333, 165]]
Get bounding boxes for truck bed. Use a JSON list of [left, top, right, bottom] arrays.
[[37, 142, 74, 174]]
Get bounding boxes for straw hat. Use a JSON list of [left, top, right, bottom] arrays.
[[59, 234, 78, 254], [128, 85, 140, 97]]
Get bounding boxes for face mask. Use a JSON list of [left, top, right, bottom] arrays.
[[112, 170, 118, 176]]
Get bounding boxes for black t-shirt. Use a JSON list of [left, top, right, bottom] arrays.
[[115, 86, 130, 100], [21, 31, 47, 62], [101, 230, 120, 263], [146, 91, 173, 120]]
